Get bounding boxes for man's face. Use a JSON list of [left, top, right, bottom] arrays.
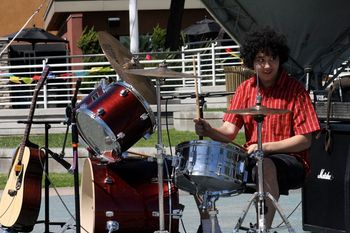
[[253, 52, 280, 86]]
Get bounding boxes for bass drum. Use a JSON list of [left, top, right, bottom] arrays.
[[80, 157, 180, 233]]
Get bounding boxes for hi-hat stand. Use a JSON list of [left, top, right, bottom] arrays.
[[232, 112, 296, 233]]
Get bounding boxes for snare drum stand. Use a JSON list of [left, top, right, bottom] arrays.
[[232, 113, 295, 233], [200, 192, 221, 233]]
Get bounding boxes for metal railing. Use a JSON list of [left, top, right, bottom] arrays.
[[0, 41, 241, 109]]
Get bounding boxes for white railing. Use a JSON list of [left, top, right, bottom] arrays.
[[0, 41, 241, 109]]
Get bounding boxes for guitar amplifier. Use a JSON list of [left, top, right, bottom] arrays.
[[302, 123, 350, 232], [314, 89, 350, 121]]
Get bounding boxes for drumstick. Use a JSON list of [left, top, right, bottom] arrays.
[[193, 57, 203, 140], [193, 57, 201, 119], [126, 150, 150, 158]]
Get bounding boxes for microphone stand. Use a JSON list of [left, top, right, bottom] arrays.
[[70, 79, 82, 233]]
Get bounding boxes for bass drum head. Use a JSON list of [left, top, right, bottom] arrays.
[[80, 158, 96, 233]]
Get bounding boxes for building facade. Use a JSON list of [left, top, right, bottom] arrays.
[[1, 0, 209, 59]]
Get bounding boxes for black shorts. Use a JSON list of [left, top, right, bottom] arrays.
[[246, 154, 306, 195]]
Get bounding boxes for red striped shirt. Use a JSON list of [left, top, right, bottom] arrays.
[[224, 70, 320, 171]]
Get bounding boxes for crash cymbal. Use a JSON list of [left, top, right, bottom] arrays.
[[97, 31, 157, 104], [125, 63, 200, 79], [98, 31, 133, 66], [225, 105, 291, 116]]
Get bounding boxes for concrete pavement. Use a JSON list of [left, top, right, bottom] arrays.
[[1, 187, 310, 233]]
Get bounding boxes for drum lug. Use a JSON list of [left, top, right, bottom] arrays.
[[120, 88, 129, 96], [116, 132, 125, 140], [140, 113, 149, 121], [216, 163, 222, 176], [143, 131, 151, 140], [188, 157, 194, 174], [172, 203, 185, 219], [172, 153, 180, 167], [106, 220, 119, 232], [97, 108, 105, 116], [238, 160, 245, 174], [104, 176, 114, 184]]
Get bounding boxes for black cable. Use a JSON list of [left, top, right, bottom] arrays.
[[165, 99, 173, 156]]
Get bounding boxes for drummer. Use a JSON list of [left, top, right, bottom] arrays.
[[194, 26, 320, 230]]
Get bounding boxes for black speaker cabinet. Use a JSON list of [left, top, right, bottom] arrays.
[[302, 123, 350, 233]]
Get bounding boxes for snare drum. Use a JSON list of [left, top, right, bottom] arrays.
[[75, 81, 156, 163], [174, 140, 247, 194]]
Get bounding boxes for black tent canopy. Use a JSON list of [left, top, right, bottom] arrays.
[[201, 0, 350, 89], [6, 27, 67, 46]]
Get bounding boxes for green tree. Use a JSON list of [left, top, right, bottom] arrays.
[[77, 26, 105, 62]]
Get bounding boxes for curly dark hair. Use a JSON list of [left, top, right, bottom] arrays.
[[240, 26, 290, 69]]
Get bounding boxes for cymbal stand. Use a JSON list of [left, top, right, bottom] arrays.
[[154, 78, 168, 233], [232, 113, 296, 233]]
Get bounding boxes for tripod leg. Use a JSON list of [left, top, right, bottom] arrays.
[[265, 193, 296, 233], [233, 192, 258, 232]]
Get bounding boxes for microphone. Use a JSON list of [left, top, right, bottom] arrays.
[[46, 148, 73, 173]]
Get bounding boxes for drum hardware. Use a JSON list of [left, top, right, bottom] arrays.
[[106, 220, 119, 233], [198, 191, 221, 233], [231, 102, 295, 232], [154, 76, 170, 233], [151, 204, 184, 220]]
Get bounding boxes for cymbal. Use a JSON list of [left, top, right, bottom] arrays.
[[125, 63, 200, 79], [161, 91, 235, 100], [97, 31, 157, 104], [225, 105, 291, 116]]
